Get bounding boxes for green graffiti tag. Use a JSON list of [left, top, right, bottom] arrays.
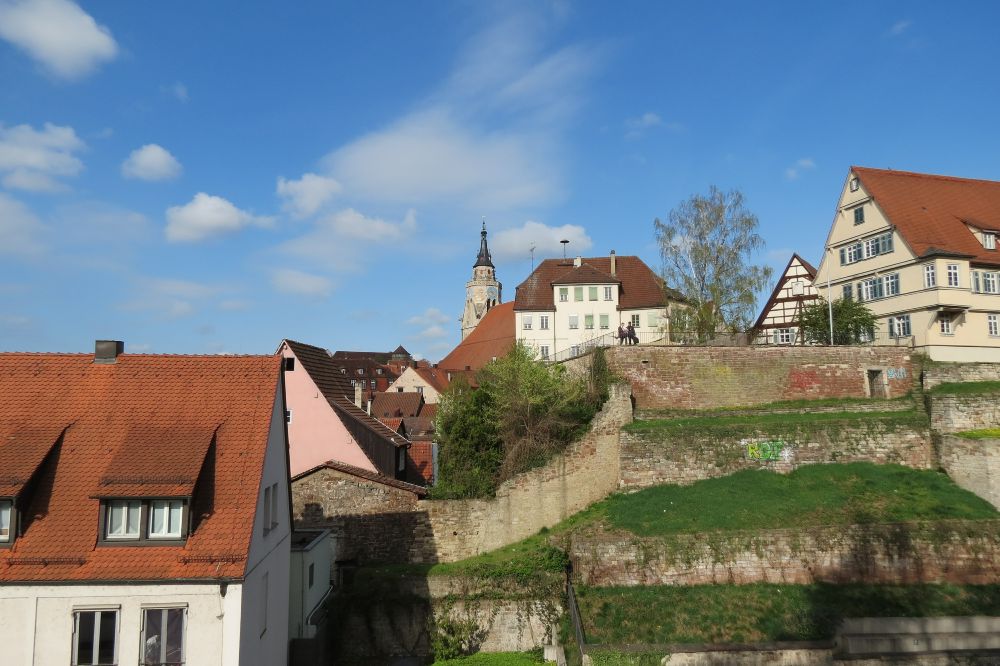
[[745, 440, 786, 461]]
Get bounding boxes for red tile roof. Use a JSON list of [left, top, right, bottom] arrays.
[[854, 166, 1000, 267], [370, 391, 424, 418], [514, 255, 683, 311], [292, 459, 427, 497], [419, 403, 438, 420], [438, 301, 516, 372], [0, 352, 281, 583], [411, 366, 452, 393], [95, 424, 217, 498]]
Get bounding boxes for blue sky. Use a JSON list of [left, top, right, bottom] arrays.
[[2, 1, 1000, 358]]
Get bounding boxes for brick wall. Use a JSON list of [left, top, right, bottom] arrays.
[[929, 393, 1000, 433], [620, 420, 933, 488], [570, 521, 1000, 587], [580, 346, 917, 410], [923, 362, 1000, 390], [939, 435, 1000, 509], [292, 383, 633, 564]]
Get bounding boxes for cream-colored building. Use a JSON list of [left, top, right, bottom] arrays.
[[816, 167, 1000, 361], [512, 252, 684, 360]]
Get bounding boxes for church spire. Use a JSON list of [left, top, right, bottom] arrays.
[[474, 218, 494, 268]]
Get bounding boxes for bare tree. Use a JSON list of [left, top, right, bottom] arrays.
[[655, 186, 773, 341]]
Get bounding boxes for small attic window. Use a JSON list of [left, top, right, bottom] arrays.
[[850, 177, 860, 192], [984, 232, 996, 250], [0, 500, 12, 543], [283, 357, 295, 371]]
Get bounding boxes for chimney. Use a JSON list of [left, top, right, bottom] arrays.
[[573, 255, 582, 267], [354, 383, 363, 409], [610, 250, 617, 277], [94, 340, 124, 364]]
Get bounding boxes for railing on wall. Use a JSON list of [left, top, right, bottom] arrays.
[[548, 330, 670, 362]]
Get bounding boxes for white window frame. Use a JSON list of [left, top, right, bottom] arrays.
[[889, 314, 911, 338], [106, 500, 142, 540], [883, 273, 900, 296], [522, 314, 533, 330], [989, 314, 999, 337], [599, 314, 610, 330], [539, 345, 550, 360], [603, 286, 613, 301], [140, 606, 186, 666], [849, 177, 860, 192], [777, 328, 793, 345], [985, 232, 996, 250], [72, 608, 119, 666], [148, 500, 184, 539], [973, 271, 982, 293], [924, 264, 936, 288], [630, 314, 640, 327], [539, 315, 549, 330], [0, 500, 10, 542], [985, 272, 998, 294], [558, 288, 568, 302], [947, 263, 960, 287], [853, 206, 865, 225], [940, 313, 953, 335], [568, 314, 579, 330]]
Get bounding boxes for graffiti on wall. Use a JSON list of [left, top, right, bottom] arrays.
[[887, 368, 908, 380], [742, 438, 793, 463]]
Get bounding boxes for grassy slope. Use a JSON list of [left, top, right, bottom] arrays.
[[637, 394, 914, 418], [573, 583, 1000, 645], [625, 409, 927, 433], [433, 652, 543, 665], [930, 380, 1000, 395], [956, 428, 1000, 439]]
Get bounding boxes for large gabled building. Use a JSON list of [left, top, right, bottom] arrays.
[[816, 167, 1000, 361], [0, 342, 291, 666]]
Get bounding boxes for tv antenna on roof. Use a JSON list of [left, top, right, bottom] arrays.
[[560, 239, 569, 260], [529, 244, 536, 271]]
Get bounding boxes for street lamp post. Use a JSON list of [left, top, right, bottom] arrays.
[[827, 248, 835, 345]]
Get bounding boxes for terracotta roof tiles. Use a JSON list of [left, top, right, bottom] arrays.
[[438, 302, 516, 372]]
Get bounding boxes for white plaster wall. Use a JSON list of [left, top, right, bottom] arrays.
[[289, 533, 332, 639], [518, 303, 667, 358], [240, 378, 292, 666], [386, 366, 443, 403], [282, 344, 377, 475], [0, 582, 242, 666]]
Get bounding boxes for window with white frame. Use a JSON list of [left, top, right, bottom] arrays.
[[984, 232, 996, 250], [603, 286, 613, 300], [776, 328, 793, 344], [539, 345, 550, 360], [853, 207, 865, 225], [599, 314, 609, 329], [989, 314, 999, 337], [883, 273, 900, 296], [570, 345, 581, 357], [849, 177, 860, 192], [588, 286, 598, 301], [149, 500, 184, 539], [939, 313, 954, 335], [924, 264, 936, 288], [573, 287, 583, 302], [842, 284, 853, 300], [585, 314, 594, 329], [522, 314, 533, 330], [984, 272, 998, 294], [559, 288, 568, 302], [106, 500, 141, 539], [973, 271, 982, 293], [860, 277, 883, 302], [0, 500, 10, 542], [568, 314, 579, 330], [73, 608, 118, 666], [141, 607, 185, 666], [947, 263, 960, 287], [889, 314, 911, 338], [631, 314, 640, 327], [539, 315, 549, 330]]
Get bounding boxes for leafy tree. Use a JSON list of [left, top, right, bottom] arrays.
[[798, 297, 878, 345], [655, 186, 773, 341], [432, 343, 609, 498]]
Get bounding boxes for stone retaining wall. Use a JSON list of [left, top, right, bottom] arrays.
[[620, 419, 933, 488], [929, 392, 1000, 434], [922, 361, 1000, 390], [569, 521, 1000, 587], [939, 435, 1000, 509]]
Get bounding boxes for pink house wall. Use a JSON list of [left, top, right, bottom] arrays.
[[281, 345, 377, 477]]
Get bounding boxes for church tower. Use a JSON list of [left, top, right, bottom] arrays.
[[461, 221, 502, 340]]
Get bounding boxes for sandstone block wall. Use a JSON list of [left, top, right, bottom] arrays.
[[939, 435, 1000, 509], [585, 346, 917, 410], [929, 393, 1000, 433], [569, 521, 1000, 587], [922, 361, 1000, 390], [620, 421, 933, 488]]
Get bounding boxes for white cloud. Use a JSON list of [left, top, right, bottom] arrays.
[[323, 109, 560, 211], [325, 208, 416, 241], [889, 19, 912, 36], [407, 308, 451, 327], [0, 0, 118, 79], [0, 192, 46, 256], [279, 207, 418, 269], [276, 172, 341, 218], [490, 220, 592, 263], [165, 193, 272, 242], [121, 277, 224, 320], [121, 144, 182, 181], [0, 122, 85, 191], [417, 325, 448, 340], [785, 157, 816, 180], [271, 268, 333, 298], [624, 112, 683, 139]]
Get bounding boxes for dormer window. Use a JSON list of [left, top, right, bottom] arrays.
[[0, 500, 11, 543], [102, 499, 187, 543], [984, 232, 996, 250]]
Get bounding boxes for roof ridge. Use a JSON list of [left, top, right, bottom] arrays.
[[854, 166, 1000, 187]]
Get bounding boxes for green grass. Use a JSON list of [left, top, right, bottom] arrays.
[[433, 651, 543, 665], [930, 380, 1000, 395], [572, 583, 1000, 645], [956, 428, 1000, 440], [602, 463, 998, 536], [638, 394, 914, 418], [625, 409, 927, 433]]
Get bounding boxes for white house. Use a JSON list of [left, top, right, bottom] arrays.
[[512, 252, 685, 360], [0, 341, 290, 666]]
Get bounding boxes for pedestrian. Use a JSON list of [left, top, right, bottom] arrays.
[[627, 322, 638, 345], [617, 323, 626, 345]]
